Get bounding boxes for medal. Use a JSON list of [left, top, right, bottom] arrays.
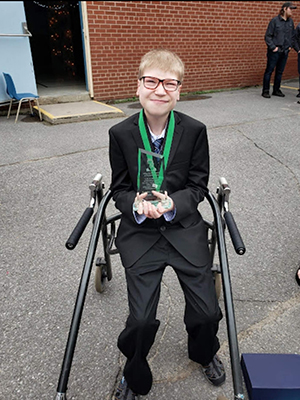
[[137, 110, 175, 202]]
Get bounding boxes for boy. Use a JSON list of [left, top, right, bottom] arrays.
[[109, 49, 224, 399]]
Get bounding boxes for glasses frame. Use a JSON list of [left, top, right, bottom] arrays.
[[140, 76, 182, 92]]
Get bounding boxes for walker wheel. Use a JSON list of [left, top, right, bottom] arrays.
[[95, 264, 107, 293]]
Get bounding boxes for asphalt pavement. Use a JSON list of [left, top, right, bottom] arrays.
[[1, 80, 300, 400]]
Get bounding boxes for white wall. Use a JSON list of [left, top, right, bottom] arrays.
[[0, 1, 37, 103]]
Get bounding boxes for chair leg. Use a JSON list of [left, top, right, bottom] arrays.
[[15, 99, 23, 123], [35, 98, 42, 121], [7, 99, 13, 119], [29, 100, 33, 115]]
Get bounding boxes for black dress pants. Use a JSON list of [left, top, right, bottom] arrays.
[[262, 49, 289, 93], [117, 237, 222, 395]]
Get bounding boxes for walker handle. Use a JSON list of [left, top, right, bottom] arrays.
[[224, 211, 246, 255], [65, 207, 93, 250]]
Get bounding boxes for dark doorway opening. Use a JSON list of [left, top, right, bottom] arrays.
[[24, 1, 86, 95]]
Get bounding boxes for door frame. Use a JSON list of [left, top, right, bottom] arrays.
[[79, 1, 94, 98]]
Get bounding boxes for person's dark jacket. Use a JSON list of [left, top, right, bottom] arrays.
[[294, 22, 300, 52], [265, 15, 295, 52]]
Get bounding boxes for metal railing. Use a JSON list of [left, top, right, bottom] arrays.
[[0, 22, 32, 37]]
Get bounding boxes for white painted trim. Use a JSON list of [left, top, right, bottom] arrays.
[[80, 1, 94, 99]]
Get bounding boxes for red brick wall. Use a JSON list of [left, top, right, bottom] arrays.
[[87, 1, 300, 101]]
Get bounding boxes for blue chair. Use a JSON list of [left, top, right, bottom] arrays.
[[3, 72, 42, 123]]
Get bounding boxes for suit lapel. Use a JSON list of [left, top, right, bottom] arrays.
[[131, 113, 144, 149], [167, 112, 183, 167]]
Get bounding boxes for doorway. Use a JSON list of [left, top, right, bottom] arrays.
[[24, 1, 86, 97]]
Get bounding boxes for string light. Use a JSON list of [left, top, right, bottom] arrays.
[[45, 1, 76, 76], [33, 1, 78, 10]]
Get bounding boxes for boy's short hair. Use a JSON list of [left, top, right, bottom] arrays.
[[138, 49, 185, 82]]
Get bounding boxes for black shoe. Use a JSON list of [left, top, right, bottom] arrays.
[[272, 90, 285, 97], [201, 354, 226, 387], [296, 91, 300, 98], [115, 377, 140, 400], [262, 91, 271, 98]]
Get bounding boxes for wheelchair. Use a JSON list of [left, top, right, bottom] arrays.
[[55, 174, 246, 400]]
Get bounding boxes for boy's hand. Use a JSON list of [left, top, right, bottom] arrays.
[[152, 191, 174, 214], [133, 191, 174, 219], [133, 192, 148, 215]]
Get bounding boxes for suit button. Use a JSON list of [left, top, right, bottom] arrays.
[[160, 226, 166, 232]]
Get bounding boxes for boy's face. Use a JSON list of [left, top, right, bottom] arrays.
[[137, 68, 181, 119]]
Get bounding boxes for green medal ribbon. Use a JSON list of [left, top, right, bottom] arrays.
[[137, 109, 175, 192]]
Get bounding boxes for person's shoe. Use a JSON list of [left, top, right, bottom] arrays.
[[201, 354, 226, 386], [115, 376, 140, 400], [296, 91, 300, 98], [295, 267, 300, 285], [261, 91, 271, 98], [272, 89, 285, 97]]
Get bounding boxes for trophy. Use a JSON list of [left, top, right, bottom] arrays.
[[137, 148, 166, 204]]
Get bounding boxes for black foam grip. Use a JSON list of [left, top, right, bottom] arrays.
[[224, 211, 246, 255], [65, 207, 93, 250]]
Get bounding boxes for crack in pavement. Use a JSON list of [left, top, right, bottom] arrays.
[[0, 146, 108, 169], [220, 292, 300, 352], [236, 128, 300, 193], [110, 352, 123, 400], [152, 293, 300, 385], [208, 110, 300, 132], [2, 111, 299, 170], [153, 360, 200, 384]]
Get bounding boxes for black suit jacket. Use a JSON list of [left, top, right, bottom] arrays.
[[109, 111, 210, 268]]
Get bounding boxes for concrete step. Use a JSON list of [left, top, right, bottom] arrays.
[[34, 100, 125, 124], [38, 92, 90, 105]]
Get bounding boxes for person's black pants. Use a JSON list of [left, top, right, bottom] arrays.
[[263, 49, 289, 94], [298, 52, 300, 90], [117, 237, 222, 395]]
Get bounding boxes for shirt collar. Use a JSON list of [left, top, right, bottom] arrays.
[[147, 124, 166, 142]]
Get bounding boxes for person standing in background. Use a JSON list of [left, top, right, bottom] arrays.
[[294, 21, 300, 98], [262, 2, 297, 99]]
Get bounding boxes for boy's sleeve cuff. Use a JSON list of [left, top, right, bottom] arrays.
[[133, 210, 147, 224], [163, 208, 176, 221]]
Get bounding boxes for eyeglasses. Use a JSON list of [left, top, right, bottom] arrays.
[[140, 76, 181, 92]]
